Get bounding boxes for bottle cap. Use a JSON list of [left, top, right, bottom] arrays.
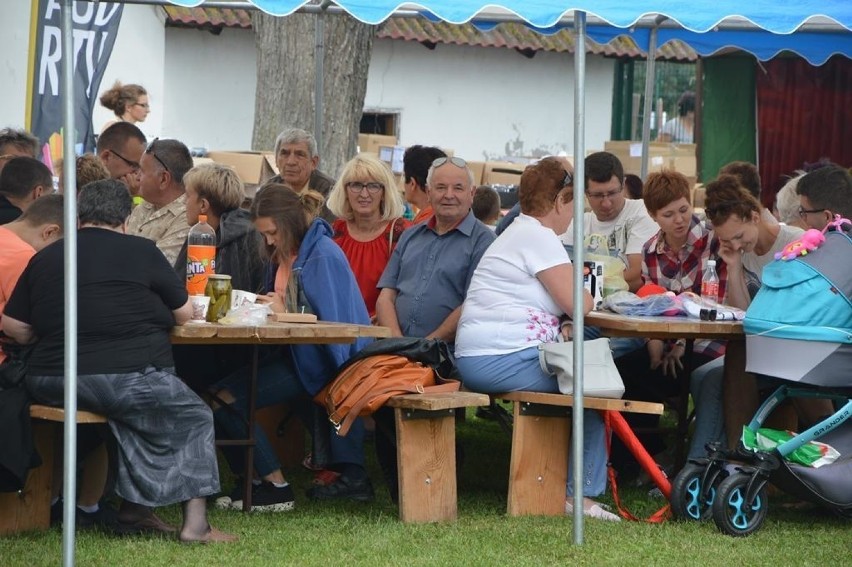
[[708, 259, 716, 267], [198, 214, 207, 223]]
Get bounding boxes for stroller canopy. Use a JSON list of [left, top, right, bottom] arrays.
[[745, 228, 852, 344]]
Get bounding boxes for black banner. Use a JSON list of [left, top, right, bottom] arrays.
[[28, 0, 123, 166]]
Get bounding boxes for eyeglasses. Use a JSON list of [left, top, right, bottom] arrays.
[[562, 169, 574, 187], [346, 181, 384, 194], [798, 205, 825, 219], [431, 156, 467, 168], [134, 103, 150, 109], [586, 188, 621, 201], [110, 148, 140, 171], [145, 138, 170, 174]]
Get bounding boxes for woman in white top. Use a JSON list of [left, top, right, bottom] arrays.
[[455, 158, 619, 521]]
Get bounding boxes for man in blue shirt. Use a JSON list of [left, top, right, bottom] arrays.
[[376, 156, 495, 346], [374, 156, 495, 503]]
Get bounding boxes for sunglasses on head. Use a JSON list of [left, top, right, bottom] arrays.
[[145, 138, 170, 174], [431, 156, 467, 168], [562, 169, 573, 187]]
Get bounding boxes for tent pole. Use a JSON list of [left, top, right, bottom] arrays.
[[640, 17, 665, 179], [571, 9, 587, 546], [60, 0, 79, 565], [314, 1, 328, 152]]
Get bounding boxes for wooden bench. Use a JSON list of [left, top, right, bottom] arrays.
[[497, 391, 664, 517], [0, 405, 107, 536], [385, 391, 490, 523]]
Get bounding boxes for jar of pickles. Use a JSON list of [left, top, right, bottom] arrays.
[[205, 274, 233, 322]]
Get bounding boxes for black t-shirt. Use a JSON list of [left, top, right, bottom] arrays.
[[4, 227, 188, 375], [0, 194, 22, 225]]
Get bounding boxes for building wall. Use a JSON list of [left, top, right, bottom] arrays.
[[162, 26, 256, 150], [1, 4, 614, 164], [365, 38, 615, 161]]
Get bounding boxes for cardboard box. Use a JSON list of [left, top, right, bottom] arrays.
[[466, 160, 486, 185], [358, 134, 397, 154], [483, 161, 524, 186], [205, 151, 278, 186], [604, 141, 696, 178], [583, 261, 605, 310]]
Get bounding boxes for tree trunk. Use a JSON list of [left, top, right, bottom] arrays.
[[251, 11, 374, 180]]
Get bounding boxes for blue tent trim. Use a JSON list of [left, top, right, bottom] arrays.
[[167, 1, 852, 34]]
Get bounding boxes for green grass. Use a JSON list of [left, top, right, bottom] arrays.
[[1, 409, 848, 566]]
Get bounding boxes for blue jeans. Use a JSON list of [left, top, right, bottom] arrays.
[[456, 347, 608, 498], [688, 357, 726, 460], [213, 352, 364, 478]]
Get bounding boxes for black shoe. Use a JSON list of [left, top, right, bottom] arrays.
[[306, 475, 374, 502], [50, 499, 63, 527], [222, 482, 295, 512], [76, 503, 120, 532]]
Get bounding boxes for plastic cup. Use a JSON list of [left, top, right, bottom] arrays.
[[230, 289, 258, 311], [189, 295, 210, 322]]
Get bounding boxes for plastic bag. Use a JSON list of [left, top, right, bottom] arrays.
[[741, 427, 840, 468], [601, 290, 686, 317], [585, 234, 628, 296], [217, 303, 272, 326]]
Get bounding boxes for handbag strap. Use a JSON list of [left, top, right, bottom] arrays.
[[387, 218, 399, 255], [603, 410, 672, 523]]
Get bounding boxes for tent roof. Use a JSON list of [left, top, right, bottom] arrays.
[[163, 6, 696, 60], [165, 1, 852, 34]]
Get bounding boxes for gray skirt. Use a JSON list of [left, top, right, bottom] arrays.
[[26, 367, 220, 507]]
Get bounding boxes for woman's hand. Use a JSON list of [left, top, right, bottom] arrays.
[[256, 292, 286, 314], [560, 322, 573, 341]]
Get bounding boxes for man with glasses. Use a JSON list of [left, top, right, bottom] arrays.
[[0, 127, 39, 175], [561, 151, 659, 292], [796, 165, 852, 231], [127, 138, 194, 265], [96, 122, 146, 201]]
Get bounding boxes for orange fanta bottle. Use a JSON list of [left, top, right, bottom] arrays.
[[186, 214, 217, 295]]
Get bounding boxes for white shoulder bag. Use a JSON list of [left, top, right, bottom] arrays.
[[537, 337, 625, 399]]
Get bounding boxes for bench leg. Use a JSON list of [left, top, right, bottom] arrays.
[[0, 420, 54, 535], [394, 407, 457, 523], [507, 402, 570, 516]]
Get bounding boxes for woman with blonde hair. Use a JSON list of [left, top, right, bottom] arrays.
[[327, 153, 409, 317], [211, 184, 374, 510], [99, 82, 149, 132]]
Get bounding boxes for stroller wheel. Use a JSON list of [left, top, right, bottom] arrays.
[[712, 472, 768, 537], [671, 463, 722, 521]]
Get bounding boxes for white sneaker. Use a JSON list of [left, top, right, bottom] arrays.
[[565, 498, 621, 522]]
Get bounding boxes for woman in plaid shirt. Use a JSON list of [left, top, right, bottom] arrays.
[[613, 170, 728, 469]]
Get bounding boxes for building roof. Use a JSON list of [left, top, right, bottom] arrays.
[[162, 6, 697, 61]]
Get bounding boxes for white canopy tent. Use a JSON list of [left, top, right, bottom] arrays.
[[55, 1, 852, 564]]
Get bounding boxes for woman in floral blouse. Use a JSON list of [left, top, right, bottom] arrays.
[[455, 158, 619, 522]]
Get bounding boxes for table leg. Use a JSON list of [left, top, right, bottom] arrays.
[[241, 345, 259, 512]]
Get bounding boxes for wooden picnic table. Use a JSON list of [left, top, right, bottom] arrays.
[[171, 318, 390, 511], [585, 310, 744, 469]]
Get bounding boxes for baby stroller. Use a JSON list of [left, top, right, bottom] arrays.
[[671, 221, 852, 536]]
